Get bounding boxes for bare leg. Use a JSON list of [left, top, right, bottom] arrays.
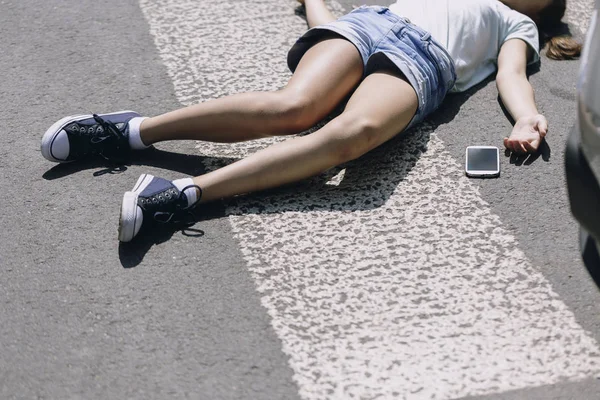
[[140, 37, 363, 145], [192, 70, 419, 203], [299, 0, 337, 28]]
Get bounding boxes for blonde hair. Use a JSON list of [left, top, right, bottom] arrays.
[[546, 35, 582, 59], [539, 0, 582, 60]]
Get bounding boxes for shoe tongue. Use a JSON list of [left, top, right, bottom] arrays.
[[172, 178, 197, 207], [140, 177, 176, 198], [179, 191, 190, 207]]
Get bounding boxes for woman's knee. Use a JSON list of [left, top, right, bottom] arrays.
[[324, 114, 383, 164], [268, 89, 326, 134]]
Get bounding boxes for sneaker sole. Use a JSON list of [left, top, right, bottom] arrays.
[[40, 110, 139, 163], [118, 174, 155, 242]]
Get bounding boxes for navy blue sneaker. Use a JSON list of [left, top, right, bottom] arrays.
[[118, 174, 202, 242], [41, 111, 140, 163]]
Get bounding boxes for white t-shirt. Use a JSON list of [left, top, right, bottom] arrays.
[[389, 0, 540, 92]]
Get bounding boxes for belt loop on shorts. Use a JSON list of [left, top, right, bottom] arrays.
[[373, 6, 389, 14]]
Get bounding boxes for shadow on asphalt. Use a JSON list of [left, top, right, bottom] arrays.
[[41, 147, 239, 180], [42, 159, 129, 179], [505, 139, 551, 166], [118, 201, 225, 268]]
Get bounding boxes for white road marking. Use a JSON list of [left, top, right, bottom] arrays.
[[139, 0, 600, 398], [565, 0, 596, 36]]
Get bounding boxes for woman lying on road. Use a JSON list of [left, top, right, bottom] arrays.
[[41, 0, 581, 242]]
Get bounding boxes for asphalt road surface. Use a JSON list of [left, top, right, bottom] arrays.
[[1, 0, 599, 399]]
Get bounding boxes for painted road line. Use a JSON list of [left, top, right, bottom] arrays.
[[565, 0, 595, 36], [139, 0, 600, 399]]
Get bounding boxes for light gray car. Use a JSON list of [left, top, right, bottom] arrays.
[[565, 0, 600, 287]]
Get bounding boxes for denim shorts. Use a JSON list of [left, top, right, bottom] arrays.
[[288, 5, 457, 129]]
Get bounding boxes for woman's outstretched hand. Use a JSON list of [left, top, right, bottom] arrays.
[[503, 114, 548, 154]]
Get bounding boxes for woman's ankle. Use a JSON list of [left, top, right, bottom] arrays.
[[128, 116, 151, 149]]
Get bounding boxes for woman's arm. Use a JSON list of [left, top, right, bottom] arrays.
[[298, 0, 337, 28], [496, 39, 547, 154]]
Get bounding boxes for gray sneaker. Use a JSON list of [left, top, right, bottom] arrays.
[[41, 111, 140, 163], [118, 174, 201, 242]]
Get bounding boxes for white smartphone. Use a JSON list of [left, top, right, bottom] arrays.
[[465, 146, 500, 178]]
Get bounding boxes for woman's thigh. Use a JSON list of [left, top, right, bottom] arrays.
[[282, 35, 364, 125], [330, 69, 419, 158]]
